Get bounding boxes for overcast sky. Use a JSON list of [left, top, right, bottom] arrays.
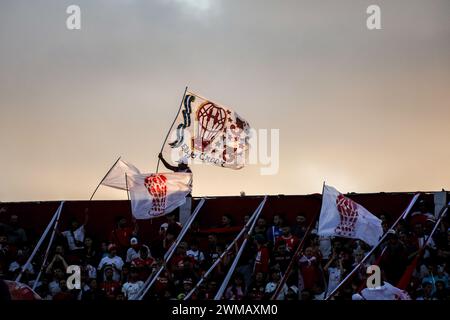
[[0, 0, 449, 201]]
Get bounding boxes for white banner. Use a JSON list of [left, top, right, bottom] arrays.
[[164, 91, 251, 169], [318, 185, 383, 246], [101, 159, 140, 190], [127, 172, 192, 219]]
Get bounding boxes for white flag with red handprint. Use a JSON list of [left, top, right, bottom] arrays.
[[163, 91, 251, 169], [126, 172, 192, 219], [318, 185, 383, 246]]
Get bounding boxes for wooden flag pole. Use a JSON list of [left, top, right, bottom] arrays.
[[214, 196, 268, 300], [89, 156, 121, 200], [325, 193, 421, 300], [156, 86, 188, 173]]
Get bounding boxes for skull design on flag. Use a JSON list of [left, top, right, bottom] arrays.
[[335, 194, 358, 237], [144, 174, 168, 214]]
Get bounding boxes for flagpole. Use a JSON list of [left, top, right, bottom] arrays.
[[156, 86, 188, 173], [32, 202, 64, 290], [136, 198, 206, 300], [271, 208, 321, 300], [325, 193, 421, 300], [397, 204, 449, 289], [214, 196, 268, 300], [184, 198, 263, 300], [15, 203, 61, 282], [89, 156, 121, 200]]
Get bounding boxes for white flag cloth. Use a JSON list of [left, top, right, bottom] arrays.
[[318, 185, 383, 246], [127, 172, 192, 219], [163, 91, 251, 169], [352, 282, 411, 300], [101, 159, 140, 190]]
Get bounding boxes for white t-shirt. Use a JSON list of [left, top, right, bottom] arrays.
[[98, 255, 124, 282], [62, 226, 85, 251], [126, 247, 140, 263], [327, 267, 341, 294], [186, 249, 205, 262], [9, 261, 34, 274], [122, 281, 144, 300]]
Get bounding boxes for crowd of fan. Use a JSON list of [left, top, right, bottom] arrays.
[[0, 201, 449, 300]]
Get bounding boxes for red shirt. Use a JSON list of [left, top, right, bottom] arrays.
[[254, 246, 270, 273], [131, 257, 155, 280], [275, 235, 299, 252], [100, 281, 121, 299], [110, 227, 133, 249]]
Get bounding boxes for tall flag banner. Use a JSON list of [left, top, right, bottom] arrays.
[[101, 159, 140, 190], [127, 172, 192, 219], [318, 185, 383, 246], [164, 91, 251, 169]]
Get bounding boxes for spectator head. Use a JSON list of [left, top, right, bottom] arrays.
[[9, 214, 19, 227], [435, 280, 445, 293], [300, 289, 312, 301], [116, 216, 127, 228], [183, 278, 193, 291], [166, 213, 176, 224], [89, 278, 98, 290], [176, 241, 188, 255], [243, 215, 250, 225], [255, 271, 264, 282], [0, 233, 7, 245], [422, 281, 433, 296], [69, 217, 79, 231], [55, 245, 65, 256], [281, 226, 291, 237], [189, 239, 199, 251], [129, 267, 139, 281], [104, 266, 114, 280], [257, 218, 266, 228], [130, 237, 139, 248], [296, 215, 306, 225], [107, 244, 117, 257], [276, 240, 287, 253], [207, 234, 217, 245], [139, 245, 149, 259], [273, 214, 283, 226], [221, 215, 232, 227], [304, 247, 314, 258], [84, 236, 93, 248], [270, 270, 281, 282], [234, 273, 244, 286], [53, 267, 65, 280]]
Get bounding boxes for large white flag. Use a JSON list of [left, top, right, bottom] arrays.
[[163, 91, 251, 169], [127, 172, 192, 219], [318, 185, 383, 246], [353, 282, 411, 300], [101, 159, 140, 190]]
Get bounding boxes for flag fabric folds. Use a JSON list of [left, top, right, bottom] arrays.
[[164, 91, 251, 169], [127, 172, 192, 219], [318, 185, 383, 246], [101, 159, 140, 190], [352, 282, 411, 300]]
